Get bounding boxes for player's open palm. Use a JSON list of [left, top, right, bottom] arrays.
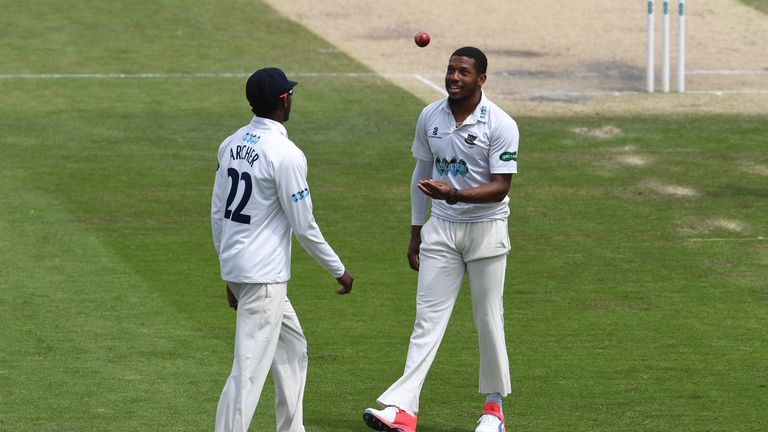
[[417, 179, 451, 200]]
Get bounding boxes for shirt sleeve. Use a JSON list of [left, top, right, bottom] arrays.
[[411, 158, 432, 225], [488, 116, 519, 174], [275, 150, 345, 278], [211, 147, 227, 254], [411, 108, 433, 162]]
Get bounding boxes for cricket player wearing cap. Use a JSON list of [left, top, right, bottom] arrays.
[[363, 47, 519, 432], [212, 67, 354, 432]]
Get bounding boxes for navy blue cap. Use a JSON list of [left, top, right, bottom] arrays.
[[245, 67, 298, 112]]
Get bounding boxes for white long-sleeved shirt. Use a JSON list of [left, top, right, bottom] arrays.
[[211, 116, 345, 283]]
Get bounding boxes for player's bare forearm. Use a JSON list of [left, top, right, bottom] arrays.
[[407, 225, 422, 271], [417, 174, 512, 203]]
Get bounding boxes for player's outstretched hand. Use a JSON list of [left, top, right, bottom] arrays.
[[226, 284, 238, 310], [417, 179, 452, 200], [335, 270, 353, 295]]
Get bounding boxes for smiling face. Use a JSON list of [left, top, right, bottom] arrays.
[[445, 55, 486, 104]]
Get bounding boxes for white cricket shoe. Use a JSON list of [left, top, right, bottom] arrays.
[[475, 402, 506, 432]]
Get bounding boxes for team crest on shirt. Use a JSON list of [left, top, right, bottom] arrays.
[[435, 157, 469, 177], [291, 188, 310, 202], [464, 134, 477, 145]]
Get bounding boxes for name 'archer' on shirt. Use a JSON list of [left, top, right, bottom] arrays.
[[230, 144, 260, 167]]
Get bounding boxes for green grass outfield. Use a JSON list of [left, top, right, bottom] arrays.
[[1, 1, 767, 431], [742, 0, 768, 14]]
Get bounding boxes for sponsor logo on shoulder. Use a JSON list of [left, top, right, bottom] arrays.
[[242, 132, 260, 145], [500, 151, 517, 162], [291, 188, 310, 203]]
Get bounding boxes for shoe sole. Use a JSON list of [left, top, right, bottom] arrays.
[[363, 412, 411, 432]]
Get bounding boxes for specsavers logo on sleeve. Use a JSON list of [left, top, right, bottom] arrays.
[[500, 151, 517, 162]]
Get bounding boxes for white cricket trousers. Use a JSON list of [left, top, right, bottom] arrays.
[[215, 282, 307, 432], [378, 217, 512, 415]]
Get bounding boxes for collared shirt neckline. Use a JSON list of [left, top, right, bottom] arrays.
[[441, 91, 489, 127], [250, 116, 288, 137]]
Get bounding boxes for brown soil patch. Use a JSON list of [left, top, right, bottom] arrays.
[[641, 179, 699, 197], [615, 154, 653, 167], [607, 145, 653, 167], [571, 126, 623, 139], [744, 163, 768, 176], [263, 0, 768, 116], [678, 218, 749, 233]]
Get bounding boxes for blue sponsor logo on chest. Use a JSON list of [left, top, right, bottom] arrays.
[[435, 157, 469, 176]]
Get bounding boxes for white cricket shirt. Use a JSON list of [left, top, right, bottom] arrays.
[[412, 92, 519, 222], [211, 116, 345, 283]]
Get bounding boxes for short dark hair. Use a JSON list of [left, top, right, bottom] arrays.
[[450, 47, 488, 75]]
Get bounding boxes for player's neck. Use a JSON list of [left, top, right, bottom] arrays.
[[261, 111, 286, 124], [448, 90, 482, 125]]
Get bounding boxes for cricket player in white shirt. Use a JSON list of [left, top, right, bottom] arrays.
[[364, 47, 518, 432], [212, 67, 353, 432]]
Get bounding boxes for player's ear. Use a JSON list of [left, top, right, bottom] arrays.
[[478, 73, 487, 86]]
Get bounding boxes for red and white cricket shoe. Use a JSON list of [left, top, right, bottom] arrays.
[[475, 402, 506, 432], [363, 406, 418, 432]]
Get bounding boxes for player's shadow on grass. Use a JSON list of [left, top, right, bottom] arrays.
[[308, 416, 466, 432], [411, 427, 465, 432], [304, 413, 467, 432], [306, 417, 360, 431]]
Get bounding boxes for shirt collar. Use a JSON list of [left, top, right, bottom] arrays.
[[441, 91, 490, 125], [250, 116, 288, 137]]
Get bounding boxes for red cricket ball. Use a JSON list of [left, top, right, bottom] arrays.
[[414, 31, 430, 48]]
